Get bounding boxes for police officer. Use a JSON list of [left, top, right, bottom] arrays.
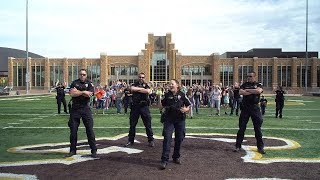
[[233, 71, 265, 154], [124, 72, 155, 147], [275, 86, 285, 118], [55, 82, 68, 114], [65, 69, 97, 158], [122, 84, 132, 114], [260, 95, 268, 116], [160, 79, 191, 170]]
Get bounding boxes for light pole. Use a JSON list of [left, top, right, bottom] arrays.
[[26, 0, 29, 94], [305, 0, 308, 92]]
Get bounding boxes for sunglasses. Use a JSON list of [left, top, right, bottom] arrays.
[[247, 75, 253, 78], [139, 76, 145, 79], [80, 74, 87, 76]]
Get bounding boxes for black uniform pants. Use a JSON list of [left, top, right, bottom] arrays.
[[57, 96, 67, 114], [275, 101, 284, 117], [235, 104, 264, 150], [128, 105, 154, 143], [68, 106, 97, 153], [260, 105, 266, 115], [161, 120, 185, 162]]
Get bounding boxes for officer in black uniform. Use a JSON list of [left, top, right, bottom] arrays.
[[124, 72, 154, 147], [122, 84, 132, 114], [259, 95, 268, 116], [65, 69, 97, 158], [275, 86, 285, 118], [160, 79, 191, 170], [233, 71, 265, 154], [55, 82, 68, 114]]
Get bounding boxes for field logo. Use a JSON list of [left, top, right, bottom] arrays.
[[1, 133, 320, 168]]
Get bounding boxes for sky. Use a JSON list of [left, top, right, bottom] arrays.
[[0, 0, 319, 58]]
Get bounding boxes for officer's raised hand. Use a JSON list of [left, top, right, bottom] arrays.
[[180, 106, 190, 113]]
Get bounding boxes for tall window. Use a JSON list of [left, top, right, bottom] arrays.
[[150, 51, 169, 82], [50, 64, 63, 87], [87, 63, 100, 85], [258, 65, 272, 87], [238, 65, 253, 84], [181, 65, 212, 86], [109, 65, 138, 84], [13, 64, 26, 87], [128, 66, 138, 76], [68, 62, 80, 85], [297, 65, 311, 87], [220, 65, 233, 87], [31, 63, 45, 88], [277, 65, 291, 87]]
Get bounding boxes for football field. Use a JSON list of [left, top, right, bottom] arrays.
[[0, 94, 319, 179]]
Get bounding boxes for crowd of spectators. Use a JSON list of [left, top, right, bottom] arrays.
[[89, 80, 244, 117]]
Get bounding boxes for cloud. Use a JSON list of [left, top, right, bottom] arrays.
[[0, 0, 319, 57]]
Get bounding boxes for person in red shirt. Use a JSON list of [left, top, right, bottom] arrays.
[[95, 85, 106, 114]]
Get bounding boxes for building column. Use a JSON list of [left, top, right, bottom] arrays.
[[291, 57, 298, 88], [212, 54, 220, 84], [138, 50, 149, 81], [44, 58, 51, 90], [8, 57, 14, 88], [171, 49, 178, 80], [272, 57, 278, 89], [63, 58, 68, 85], [253, 57, 259, 80], [27, 57, 32, 90], [311, 57, 318, 89], [81, 58, 87, 70], [175, 52, 182, 83], [233, 57, 239, 84], [100, 53, 108, 86]]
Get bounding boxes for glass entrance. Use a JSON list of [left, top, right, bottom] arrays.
[[150, 51, 169, 82]]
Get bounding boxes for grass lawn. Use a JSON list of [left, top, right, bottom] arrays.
[[0, 94, 319, 162]]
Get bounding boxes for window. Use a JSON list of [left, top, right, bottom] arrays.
[[297, 65, 311, 87], [181, 64, 212, 86], [258, 65, 272, 87], [87, 63, 100, 85], [150, 51, 169, 81], [50, 64, 63, 87], [238, 65, 253, 84], [31, 63, 45, 88], [68, 63, 80, 85], [220, 65, 233, 87], [13, 64, 26, 87]]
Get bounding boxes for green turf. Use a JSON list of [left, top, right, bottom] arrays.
[[0, 94, 319, 162]]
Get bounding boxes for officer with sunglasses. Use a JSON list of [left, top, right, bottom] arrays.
[[65, 69, 97, 158], [124, 72, 155, 147], [233, 71, 265, 154]]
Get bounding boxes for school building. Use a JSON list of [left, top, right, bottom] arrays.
[[7, 33, 320, 93]]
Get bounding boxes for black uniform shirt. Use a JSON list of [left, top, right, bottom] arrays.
[[233, 87, 240, 99], [162, 90, 191, 121], [56, 86, 65, 97], [260, 98, 268, 106], [131, 81, 150, 106], [240, 81, 263, 105], [70, 79, 94, 106], [275, 90, 285, 102]]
